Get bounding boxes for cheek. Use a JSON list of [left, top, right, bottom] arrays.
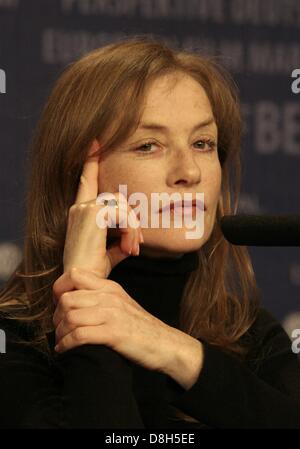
[[204, 163, 222, 201], [97, 158, 133, 192], [97, 159, 156, 200]]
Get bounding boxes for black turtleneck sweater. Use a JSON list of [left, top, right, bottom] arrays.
[[0, 250, 300, 429]]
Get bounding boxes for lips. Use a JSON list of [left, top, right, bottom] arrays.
[[159, 199, 206, 213]]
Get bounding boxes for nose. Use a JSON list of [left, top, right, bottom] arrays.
[[167, 146, 202, 187]]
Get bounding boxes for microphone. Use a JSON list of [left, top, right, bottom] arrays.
[[220, 214, 300, 246]]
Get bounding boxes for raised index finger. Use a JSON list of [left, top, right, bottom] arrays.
[[75, 139, 101, 204]]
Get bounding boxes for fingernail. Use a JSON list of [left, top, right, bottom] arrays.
[[139, 231, 144, 243], [135, 244, 140, 256]]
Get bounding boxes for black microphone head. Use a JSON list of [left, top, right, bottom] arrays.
[[220, 214, 300, 246]]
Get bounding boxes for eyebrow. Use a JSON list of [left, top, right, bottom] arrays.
[[138, 116, 216, 133]]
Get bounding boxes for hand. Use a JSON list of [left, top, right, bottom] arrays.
[[62, 138, 144, 280], [52, 268, 182, 374]]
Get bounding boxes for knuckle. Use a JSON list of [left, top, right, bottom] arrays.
[[65, 310, 76, 324], [109, 280, 123, 292], [60, 291, 72, 306], [73, 327, 86, 342], [68, 267, 82, 283]]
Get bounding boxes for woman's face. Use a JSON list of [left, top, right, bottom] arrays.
[[98, 73, 222, 258]]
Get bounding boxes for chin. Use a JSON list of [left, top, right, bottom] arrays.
[[142, 230, 209, 254]]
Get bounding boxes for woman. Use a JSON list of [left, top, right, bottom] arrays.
[[0, 36, 299, 429]]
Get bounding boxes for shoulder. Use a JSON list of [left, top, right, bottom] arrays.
[[249, 306, 292, 347], [244, 306, 299, 375], [0, 315, 61, 427]]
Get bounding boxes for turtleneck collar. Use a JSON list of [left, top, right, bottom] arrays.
[[107, 250, 199, 328], [110, 250, 199, 277]]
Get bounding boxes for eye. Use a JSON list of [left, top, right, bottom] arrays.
[[194, 139, 217, 151], [133, 141, 158, 154]]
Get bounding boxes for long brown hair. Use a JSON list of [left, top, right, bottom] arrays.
[[0, 35, 261, 425]]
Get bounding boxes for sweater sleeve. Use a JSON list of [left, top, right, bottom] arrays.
[[165, 307, 300, 428], [0, 319, 145, 428]]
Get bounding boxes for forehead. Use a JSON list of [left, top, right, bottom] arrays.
[[137, 74, 216, 131], [144, 74, 212, 111]]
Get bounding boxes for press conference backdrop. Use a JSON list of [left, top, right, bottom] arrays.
[[0, 0, 299, 348]]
